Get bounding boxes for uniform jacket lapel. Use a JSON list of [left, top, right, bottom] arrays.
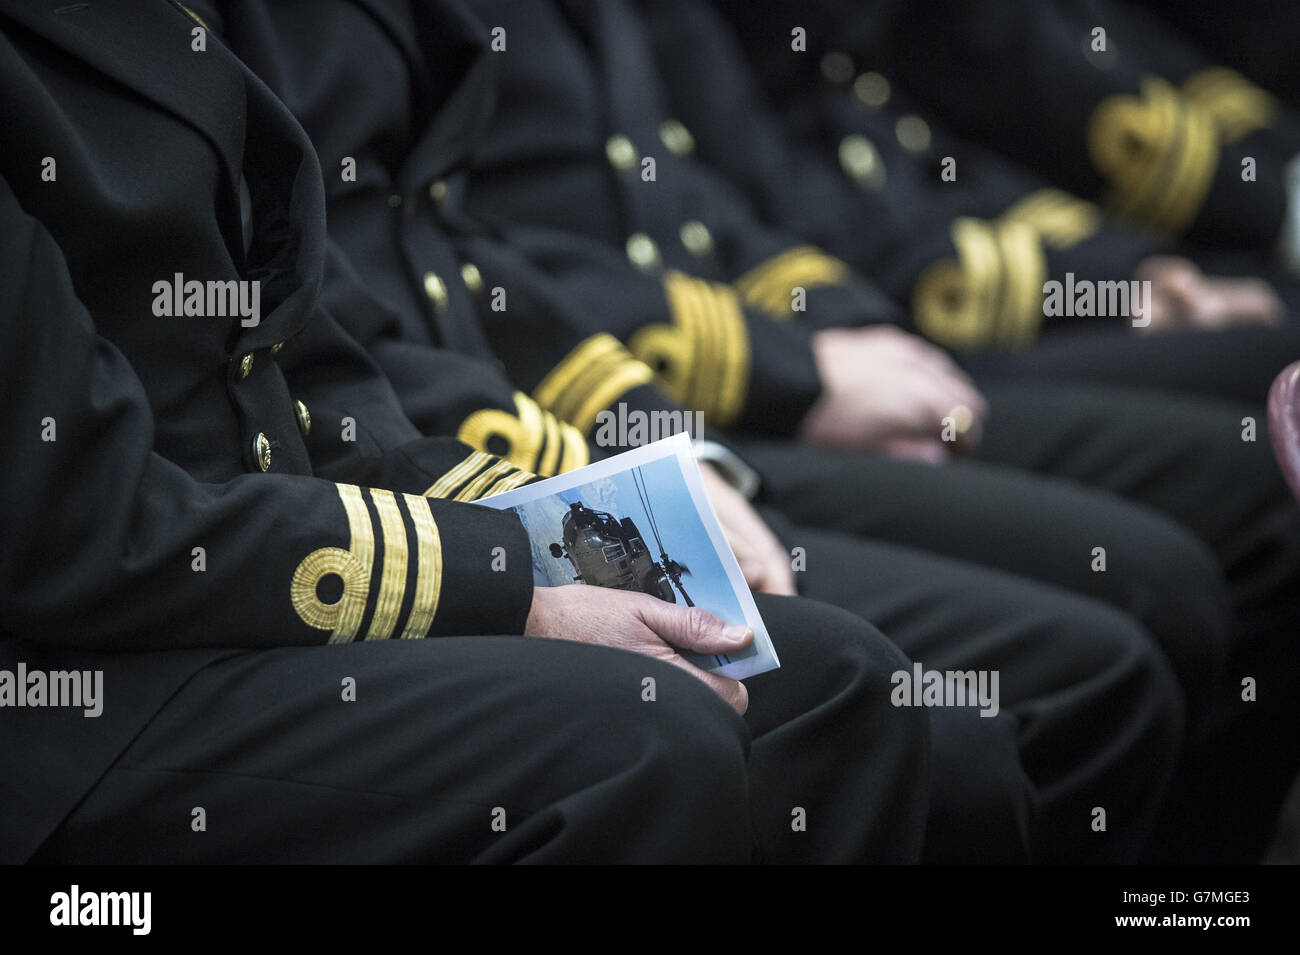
[[0, 0, 248, 250]]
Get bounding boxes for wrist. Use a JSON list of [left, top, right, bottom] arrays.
[[523, 586, 546, 637], [693, 439, 761, 500]]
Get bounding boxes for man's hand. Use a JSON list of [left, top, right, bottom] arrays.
[[798, 325, 987, 460], [1136, 256, 1284, 333], [524, 585, 753, 713], [699, 462, 797, 596]]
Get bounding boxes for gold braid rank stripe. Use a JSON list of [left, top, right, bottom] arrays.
[[457, 392, 588, 477], [289, 547, 369, 640], [914, 219, 1001, 351], [291, 485, 445, 644], [481, 467, 535, 499], [327, 483, 375, 644], [912, 188, 1096, 350], [1087, 76, 1220, 234], [733, 246, 853, 317], [399, 494, 442, 640], [627, 271, 749, 429], [912, 216, 1046, 351], [422, 449, 534, 502], [365, 489, 408, 640], [995, 219, 1045, 345], [453, 459, 517, 502], [1001, 189, 1102, 250], [532, 334, 655, 436], [423, 450, 495, 498], [1182, 67, 1278, 143]]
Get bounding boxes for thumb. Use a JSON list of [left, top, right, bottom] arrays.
[[639, 600, 754, 655]]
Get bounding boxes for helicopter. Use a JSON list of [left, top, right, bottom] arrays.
[[547, 468, 695, 606]]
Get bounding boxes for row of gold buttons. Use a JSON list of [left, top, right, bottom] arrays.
[[605, 119, 696, 172], [623, 220, 716, 273], [240, 341, 310, 473], [605, 122, 713, 273], [423, 262, 485, 312], [420, 178, 484, 312], [820, 51, 933, 190]]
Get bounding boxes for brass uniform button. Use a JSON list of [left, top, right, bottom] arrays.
[[252, 432, 272, 472], [460, 262, 484, 294], [428, 179, 448, 207], [423, 271, 449, 311], [853, 71, 891, 109], [626, 233, 661, 272], [658, 119, 695, 157], [895, 115, 932, 154], [294, 399, 312, 436], [679, 220, 714, 257], [820, 51, 854, 85], [270, 341, 285, 356], [839, 134, 886, 188], [237, 352, 255, 380], [605, 134, 638, 171]]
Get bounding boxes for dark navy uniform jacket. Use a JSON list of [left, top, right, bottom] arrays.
[[747, 0, 1298, 253], [0, 0, 536, 861], [424, 0, 922, 439], [203, 0, 712, 465], [675, 0, 1166, 352], [1137, 0, 1300, 107], [435, 0, 1167, 366]]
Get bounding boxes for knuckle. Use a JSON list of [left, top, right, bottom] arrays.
[[683, 605, 717, 642]]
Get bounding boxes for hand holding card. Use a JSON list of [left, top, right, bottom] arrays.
[[481, 433, 781, 679]]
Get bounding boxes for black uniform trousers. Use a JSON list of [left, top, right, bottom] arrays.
[[964, 304, 1300, 406], [31, 595, 937, 865], [27, 584, 1182, 865], [781, 524, 1183, 864], [741, 378, 1300, 862], [876, 87, 1300, 410], [984, 379, 1300, 863]]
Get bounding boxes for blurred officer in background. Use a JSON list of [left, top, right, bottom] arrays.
[[703, 0, 1300, 860], [711, 0, 1300, 405]]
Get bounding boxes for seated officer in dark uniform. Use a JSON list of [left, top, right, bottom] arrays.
[[212, 0, 1207, 863], [0, 0, 985, 865]]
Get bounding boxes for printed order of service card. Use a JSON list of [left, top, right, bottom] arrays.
[[481, 433, 779, 679]]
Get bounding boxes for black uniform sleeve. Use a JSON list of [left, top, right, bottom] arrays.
[[654, 0, 1167, 350], [230, 0, 821, 441], [318, 238, 594, 475], [0, 174, 534, 650], [809, 0, 1293, 249], [462, 226, 824, 438], [220, 0, 601, 474]]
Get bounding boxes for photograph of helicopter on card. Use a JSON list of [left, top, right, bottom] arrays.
[[480, 433, 780, 679]]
